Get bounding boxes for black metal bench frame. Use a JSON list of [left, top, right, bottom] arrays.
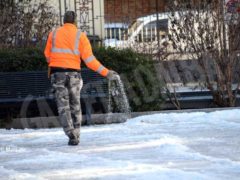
[[0, 68, 109, 126]]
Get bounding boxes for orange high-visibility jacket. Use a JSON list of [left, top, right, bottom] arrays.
[[44, 23, 109, 77]]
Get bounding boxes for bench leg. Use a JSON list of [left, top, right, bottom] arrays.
[[85, 99, 92, 125]]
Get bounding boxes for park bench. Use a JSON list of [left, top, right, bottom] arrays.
[[0, 69, 109, 126]]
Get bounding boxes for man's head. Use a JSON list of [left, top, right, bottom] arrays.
[[63, 11, 77, 24]]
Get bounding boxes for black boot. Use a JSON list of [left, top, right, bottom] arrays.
[[68, 138, 79, 146], [68, 132, 79, 146]]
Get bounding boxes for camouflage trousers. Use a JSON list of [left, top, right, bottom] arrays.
[[51, 72, 83, 139]]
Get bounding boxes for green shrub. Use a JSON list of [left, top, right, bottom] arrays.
[[0, 47, 165, 111], [0, 48, 47, 72], [93, 46, 165, 112]]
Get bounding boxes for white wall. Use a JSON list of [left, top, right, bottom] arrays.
[[92, 0, 105, 40]]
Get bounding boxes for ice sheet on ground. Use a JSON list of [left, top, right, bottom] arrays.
[[1, 109, 240, 180]]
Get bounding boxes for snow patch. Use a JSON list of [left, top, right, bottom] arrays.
[[1, 109, 240, 179]]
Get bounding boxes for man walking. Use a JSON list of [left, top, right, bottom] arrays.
[[44, 11, 117, 146]]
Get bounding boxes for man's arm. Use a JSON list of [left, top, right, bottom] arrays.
[[44, 32, 53, 64], [79, 33, 109, 77]]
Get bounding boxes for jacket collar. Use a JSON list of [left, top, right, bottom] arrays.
[[63, 23, 77, 28]]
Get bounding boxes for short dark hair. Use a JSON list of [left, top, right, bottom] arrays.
[[63, 11, 76, 24]]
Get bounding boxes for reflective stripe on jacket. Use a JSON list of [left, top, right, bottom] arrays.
[[44, 23, 109, 77]]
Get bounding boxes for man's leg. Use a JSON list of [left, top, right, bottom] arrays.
[[51, 72, 76, 142], [68, 72, 83, 141]]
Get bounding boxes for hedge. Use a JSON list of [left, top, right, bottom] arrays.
[[93, 47, 165, 111], [0, 48, 47, 72], [0, 47, 165, 111]]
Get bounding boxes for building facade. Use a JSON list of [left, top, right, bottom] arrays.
[[49, 0, 105, 39], [104, 0, 167, 23], [50, 0, 169, 38]]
